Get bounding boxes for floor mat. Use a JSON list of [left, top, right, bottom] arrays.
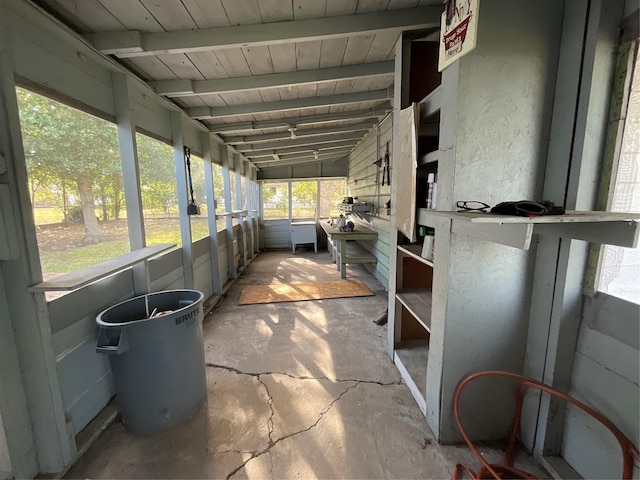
[[238, 279, 375, 305]]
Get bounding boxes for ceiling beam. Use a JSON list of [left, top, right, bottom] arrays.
[[252, 149, 352, 164], [236, 134, 361, 154], [253, 156, 348, 169], [150, 61, 394, 97], [208, 103, 391, 134], [86, 7, 441, 58], [188, 90, 391, 119], [235, 132, 363, 153], [224, 121, 375, 144], [244, 144, 356, 159]]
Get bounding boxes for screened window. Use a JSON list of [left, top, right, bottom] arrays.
[[136, 133, 181, 247], [189, 153, 208, 241], [262, 181, 289, 220], [596, 43, 640, 304], [229, 168, 237, 211], [212, 162, 226, 232], [17, 87, 130, 279], [292, 181, 317, 219], [319, 178, 347, 218]]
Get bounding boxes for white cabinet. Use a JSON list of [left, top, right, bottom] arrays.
[[291, 221, 317, 254]]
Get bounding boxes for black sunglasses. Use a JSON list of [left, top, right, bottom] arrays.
[[456, 201, 490, 212]]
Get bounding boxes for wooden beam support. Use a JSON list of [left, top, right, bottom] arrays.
[[208, 103, 391, 133], [252, 155, 348, 168], [151, 61, 394, 97], [251, 148, 353, 164], [243, 143, 356, 159], [86, 7, 441, 57], [188, 90, 391, 119], [223, 121, 375, 145], [235, 132, 363, 153]]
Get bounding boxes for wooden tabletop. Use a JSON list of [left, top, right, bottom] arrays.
[[320, 222, 378, 238]]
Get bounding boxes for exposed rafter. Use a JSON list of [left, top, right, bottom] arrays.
[[253, 155, 347, 169], [86, 7, 441, 57], [244, 145, 356, 160], [207, 103, 391, 134], [188, 90, 391, 119], [150, 61, 394, 97], [235, 132, 362, 153], [224, 121, 375, 145]]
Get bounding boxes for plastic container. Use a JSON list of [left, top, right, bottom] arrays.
[[96, 289, 206, 435]]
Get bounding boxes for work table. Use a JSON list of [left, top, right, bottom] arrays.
[[319, 222, 378, 278]]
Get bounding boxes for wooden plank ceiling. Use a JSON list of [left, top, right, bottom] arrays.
[[33, 0, 441, 169]]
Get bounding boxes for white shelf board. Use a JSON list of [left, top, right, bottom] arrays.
[[396, 290, 432, 332], [29, 243, 175, 292], [419, 85, 442, 118], [398, 244, 435, 267], [394, 340, 428, 415], [419, 151, 439, 166], [418, 209, 640, 250]]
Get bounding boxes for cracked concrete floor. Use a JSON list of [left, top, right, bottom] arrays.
[[64, 249, 546, 479]]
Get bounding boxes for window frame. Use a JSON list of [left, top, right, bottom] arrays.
[[586, 38, 640, 303]]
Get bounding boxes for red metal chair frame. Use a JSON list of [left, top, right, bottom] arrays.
[[452, 370, 639, 480]]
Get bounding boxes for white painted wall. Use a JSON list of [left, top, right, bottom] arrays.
[[347, 115, 393, 286], [562, 295, 639, 478], [0, 412, 11, 479], [263, 219, 291, 249], [426, 0, 564, 442]]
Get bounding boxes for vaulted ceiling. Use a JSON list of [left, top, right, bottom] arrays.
[[33, 0, 442, 169]]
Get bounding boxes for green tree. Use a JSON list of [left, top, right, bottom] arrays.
[[292, 181, 317, 207], [17, 88, 121, 242], [262, 183, 276, 205], [136, 133, 177, 216]]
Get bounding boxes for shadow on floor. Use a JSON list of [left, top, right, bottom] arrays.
[[64, 250, 547, 479]]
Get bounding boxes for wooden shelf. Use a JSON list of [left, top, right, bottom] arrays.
[[418, 209, 640, 250], [398, 244, 434, 267], [396, 290, 432, 332], [419, 151, 439, 166], [419, 85, 442, 118], [29, 243, 175, 292], [394, 340, 429, 414], [216, 209, 249, 219]]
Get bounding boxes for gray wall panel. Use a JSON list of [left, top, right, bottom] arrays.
[[347, 115, 392, 288]]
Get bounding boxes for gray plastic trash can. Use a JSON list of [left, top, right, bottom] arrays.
[[96, 289, 206, 435]]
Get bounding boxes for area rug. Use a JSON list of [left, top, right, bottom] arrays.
[[238, 279, 374, 305]]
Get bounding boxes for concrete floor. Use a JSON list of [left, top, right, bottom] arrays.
[[64, 249, 547, 479]]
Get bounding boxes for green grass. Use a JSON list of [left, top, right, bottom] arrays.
[[38, 218, 216, 275], [40, 239, 131, 274]]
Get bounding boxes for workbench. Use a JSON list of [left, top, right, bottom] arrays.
[[319, 222, 378, 279]]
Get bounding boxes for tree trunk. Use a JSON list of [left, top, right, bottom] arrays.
[[77, 176, 101, 242], [100, 186, 108, 221], [62, 182, 68, 221]]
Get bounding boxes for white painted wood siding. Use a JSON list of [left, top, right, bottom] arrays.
[[562, 295, 639, 479], [263, 220, 292, 249], [347, 115, 392, 286]]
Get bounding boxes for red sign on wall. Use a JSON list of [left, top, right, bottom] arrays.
[[438, 0, 479, 72]]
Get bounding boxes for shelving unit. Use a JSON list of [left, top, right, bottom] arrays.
[[388, 38, 441, 420], [386, 2, 640, 453], [393, 240, 435, 413], [418, 209, 640, 250]]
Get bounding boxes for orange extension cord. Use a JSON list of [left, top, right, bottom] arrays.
[[452, 370, 640, 480]]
